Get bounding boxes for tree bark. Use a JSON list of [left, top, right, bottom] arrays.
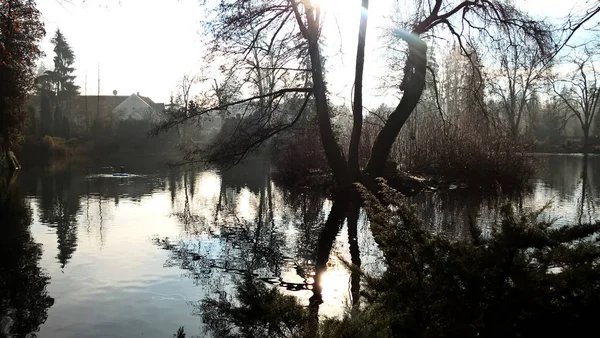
[[306, 21, 349, 187], [364, 36, 428, 177], [349, 0, 369, 182]]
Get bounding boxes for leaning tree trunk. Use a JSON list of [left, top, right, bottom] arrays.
[[364, 37, 428, 177], [304, 13, 350, 187]]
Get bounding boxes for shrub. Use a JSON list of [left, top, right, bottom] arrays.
[[359, 180, 600, 338], [41, 136, 72, 156], [400, 123, 535, 188], [272, 122, 330, 186]]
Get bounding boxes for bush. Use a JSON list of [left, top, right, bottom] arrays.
[[272, 122, 330, 186], [41, 135, 74, 156], [359, 180, 600, 337], [401, 123, 535, 188]]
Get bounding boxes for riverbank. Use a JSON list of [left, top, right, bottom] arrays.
[[15, 132, 181, 168]]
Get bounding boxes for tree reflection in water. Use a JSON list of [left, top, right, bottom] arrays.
[[0, 171, 54, 337], [155, 156, 600, 337], [153, 158, 372, 335], [578, 154, 597, 224]]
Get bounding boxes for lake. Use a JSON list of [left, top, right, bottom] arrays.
[[1, 154, 599, 337]]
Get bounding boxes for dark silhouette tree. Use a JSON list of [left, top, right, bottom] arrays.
[[0, 179, 54, 336], [46, 29, 79, 102], [155, 0, 558, 190], [27, 104, 37, 136], [35, 63, 54, 96], [552, 42, 600, 152], [62, 116, 71, 139], [0, 0, 45, 164]]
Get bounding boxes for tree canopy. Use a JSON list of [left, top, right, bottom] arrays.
[[0, 0, 45, 152]]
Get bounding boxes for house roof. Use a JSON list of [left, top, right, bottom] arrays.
[[112, 93, 155, 114], [68, 95, 129, 119], [138, 95, 155, 106]]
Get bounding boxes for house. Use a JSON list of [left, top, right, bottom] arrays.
[[68, 95, 128, 129], [28, 93, 165, 135], [112, 93, 165, 121]]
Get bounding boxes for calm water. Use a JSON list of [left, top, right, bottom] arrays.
[[1, 154, 599, 337]]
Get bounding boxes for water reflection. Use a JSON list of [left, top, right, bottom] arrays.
[[529, 154, 599, 225], [153, 159, 369, 320], [410, 154, 600, 233], [0, 172, 54, 337], [2, 154, 597, 337], [577, 154, 597, 224], [154, 154, 600, 325]]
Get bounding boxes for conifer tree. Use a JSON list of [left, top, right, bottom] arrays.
[[47, 29, 79, 101]]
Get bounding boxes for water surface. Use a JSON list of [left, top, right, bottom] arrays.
[[2, 154, 599, 337]]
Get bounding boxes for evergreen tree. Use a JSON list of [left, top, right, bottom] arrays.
[[35, 63, 54, 97], [0, 0, 45, 155], [47, 29, 79, 102]]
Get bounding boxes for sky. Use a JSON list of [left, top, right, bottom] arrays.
[[36, 0, 595, 106]]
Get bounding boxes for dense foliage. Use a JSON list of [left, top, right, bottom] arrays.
[[359, 180, 600, 337], [0, 0, 45, 152]]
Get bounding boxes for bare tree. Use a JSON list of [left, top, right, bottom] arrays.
[[488, 31, 550, 137], [155, 0, 555, 189], [552, 43, 600, 151]]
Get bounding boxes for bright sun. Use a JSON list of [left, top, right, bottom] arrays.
[[309, 0, 360, 22]]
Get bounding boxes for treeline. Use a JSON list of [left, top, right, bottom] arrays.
[[152, 0, 599, 190]]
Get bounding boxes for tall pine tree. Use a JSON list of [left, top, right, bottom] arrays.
[[47, 29, 79, 101]]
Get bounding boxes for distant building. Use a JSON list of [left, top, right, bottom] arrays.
[[28, 92, 165, 135], [112, 93, 165, 121]]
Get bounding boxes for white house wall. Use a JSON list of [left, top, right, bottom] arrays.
[[112, 94, 156, 121]]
